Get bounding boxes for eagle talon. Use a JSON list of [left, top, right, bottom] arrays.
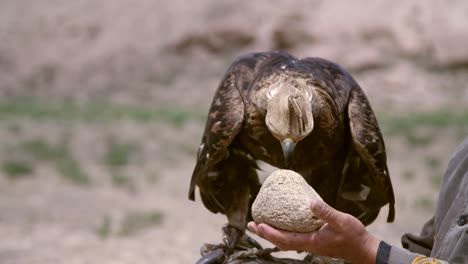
[[200, 243, 224, 256], [256, 247, 280, 257], [221, 224, 263, 252], [242, 234, 263, 250], [197, 224, 264, 263], [196, 247, 225, 264]]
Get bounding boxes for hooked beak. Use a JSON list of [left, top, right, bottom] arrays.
[[281, 138, 296, 165]]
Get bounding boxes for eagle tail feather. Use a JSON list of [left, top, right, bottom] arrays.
[[387, 202, 395, 223]]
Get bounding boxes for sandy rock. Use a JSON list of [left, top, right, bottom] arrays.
[[173, 27, 255, 54], [430, 31, 468, 67], [251, 170, 325, 232], [270, 14, 316, 51]]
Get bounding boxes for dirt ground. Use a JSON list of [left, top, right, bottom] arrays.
[[0, 1, 468, 263]]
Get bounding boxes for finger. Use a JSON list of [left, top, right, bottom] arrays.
[[247, 221, 259, 235], [258, 224, 311, 250], [310, 199, 345, 227]]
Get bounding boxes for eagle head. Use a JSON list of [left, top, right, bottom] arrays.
[[265, 77, 314, 165]]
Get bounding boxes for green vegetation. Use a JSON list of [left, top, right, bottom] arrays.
[[103, 139, 138, 191], [424, 156, 443, 188], [0, 99, 207, 127], [96, 215, 112, 239], [2, 99, 467, 133], [402, 132, 434, 147], [379, 110, 468, 133], [401, 169, 415, 182], [424, 156, 441, 170], [414, 195, 434, 212], [379, 110, 468, 136], [431, 173, 443, 188], [2, 99, 467, 192], [20, 139, 60, 161], [103, 141, 137, 167], [2, 160, 33, 179], [96, 211, 168, 238], [6, 123, 21, 134], [56, 153, 90, 185], [118, 210, 164, 236], [378, 109, 468, 146], [111, 173, 136, 192], [15, 138, 90, 185]]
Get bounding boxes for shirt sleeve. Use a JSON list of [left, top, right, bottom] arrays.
[[401, 216, 435, 256], [376, 241, 449, 264]]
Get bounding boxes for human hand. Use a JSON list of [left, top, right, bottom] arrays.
[[247, 199, 380, 264]]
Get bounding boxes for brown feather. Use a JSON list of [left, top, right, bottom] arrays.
[[189, 51, 396, 231]]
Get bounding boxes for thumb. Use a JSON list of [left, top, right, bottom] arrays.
[[310, 199, 343, 227]]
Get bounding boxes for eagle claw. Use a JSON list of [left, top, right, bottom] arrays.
[[196, 224, 265, 263], [196, 247, 225, 264], [222, 224, 263, 252]]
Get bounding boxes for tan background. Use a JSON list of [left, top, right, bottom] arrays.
[[0, 1, 468, 263]]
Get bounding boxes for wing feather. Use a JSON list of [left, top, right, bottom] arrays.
[[347, 85, 396, 222], [188, 52, 281, 204]]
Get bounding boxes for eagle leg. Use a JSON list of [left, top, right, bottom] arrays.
[[222, 224, 263, 252], [197, 244, 281, 263], [221, 152, 263, 253], [197, 151, 264, 262], [196, 225, 264, 264], [219, 181, 262, 254]]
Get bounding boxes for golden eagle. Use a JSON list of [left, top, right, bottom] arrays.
[[189, 51, 395, 253]]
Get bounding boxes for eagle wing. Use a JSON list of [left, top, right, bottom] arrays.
[[297, 57, 395, 224], [188, 52, 280, 211], [344, 84, 396, 223]]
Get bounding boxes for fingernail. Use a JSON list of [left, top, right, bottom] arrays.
[[247, 223, 254, 233], [258, 225, 265, 234], [311, 200, 323, 212]]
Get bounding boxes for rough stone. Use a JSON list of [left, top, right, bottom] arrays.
[[429, 30, 468, 67], [251, 170, 325, 232]]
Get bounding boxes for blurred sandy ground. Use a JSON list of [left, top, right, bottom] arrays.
[[0, 1, 467, 263]]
